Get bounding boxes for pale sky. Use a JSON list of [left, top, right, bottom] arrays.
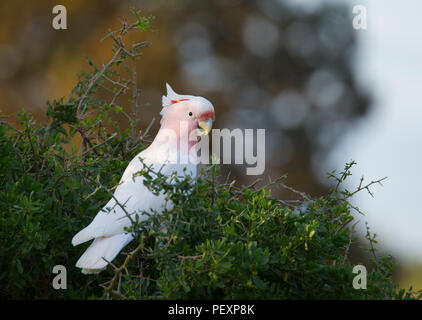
[[288, 0, 422, 263]]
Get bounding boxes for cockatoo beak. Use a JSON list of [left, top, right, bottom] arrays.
[[198, 118, 213, 135]]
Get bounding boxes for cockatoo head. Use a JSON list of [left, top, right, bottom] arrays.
[[160, 83, 215, 137]]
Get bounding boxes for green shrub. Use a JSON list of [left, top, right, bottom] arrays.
[[0, 12, 420, 300], [94, 163, 418, 300]]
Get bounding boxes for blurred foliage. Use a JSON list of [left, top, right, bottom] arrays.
[[0, 0, 370, 196], [0, 12, 420, 300]]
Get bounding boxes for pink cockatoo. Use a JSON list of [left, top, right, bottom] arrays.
[[72, 84, 215, 274]]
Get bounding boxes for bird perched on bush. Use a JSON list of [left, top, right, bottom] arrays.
[[72, 84, 215, 274]]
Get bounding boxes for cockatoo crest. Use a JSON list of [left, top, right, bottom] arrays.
[[161, 83, 193, 115]]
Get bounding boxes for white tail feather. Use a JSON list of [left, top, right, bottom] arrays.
[[75, 233, 134, 272], [72, 226, 94, 246]]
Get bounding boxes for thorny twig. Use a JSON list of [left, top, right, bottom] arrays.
[[347, 176, 387, 199], [86, 174, 136, 226], [365, 222, 378, 263], [70, 14, 152, 156], [102, 242, 144, 299], [342, 221, 359, 264], [79, 133, 117, 157]]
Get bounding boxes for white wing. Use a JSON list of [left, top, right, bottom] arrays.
[[72, 144, 197, 272], [73, 148, 196, 244]]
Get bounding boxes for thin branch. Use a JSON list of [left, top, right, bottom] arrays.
[[103, 242, 143, 299], [79, 133, 117, 157], [76, 48, 122, 119], [347, 176, 387, 198]]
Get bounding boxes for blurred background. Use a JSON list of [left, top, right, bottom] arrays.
[[0, 0, 421, 290]]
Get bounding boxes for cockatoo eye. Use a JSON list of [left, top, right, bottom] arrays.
[[188, 112, 193, 117]]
